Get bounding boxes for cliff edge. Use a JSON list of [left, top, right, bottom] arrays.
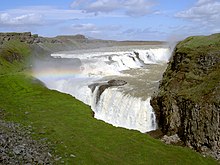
[[151, 33, 220, 159]]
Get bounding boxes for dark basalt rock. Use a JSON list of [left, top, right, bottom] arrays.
[[0, 118, 54, 164], [151, 33, 220, 160], [133, 51, 145, 65], [0, 32, 61, 45], [88, 83, 99, 93], [89, 80, 127, 104], [107, 79, 127, 86], [3, 52, 22, 63]]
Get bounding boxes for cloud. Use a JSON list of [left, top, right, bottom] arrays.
[[174, 0, 220, 36], [61, 23, 122, 39], [196, 0, 213, 5], [170, 25, 204, 35], [71, 0, 156, 17], [0, 13, 44, 26], [0, 5, 124, 38], [0, 6, 95, 27], [121, 27, 166, 40], [64, 24, 165, 40], [71, 0, 120, 14], [65, 23, 120, 33], [70, 23, 101, 34], [175, 0, 220, 24], [167, 22, 220, 43]]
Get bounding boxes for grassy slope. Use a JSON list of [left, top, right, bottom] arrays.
[[169, 33, 220, 102], [0, 40, 217, 164]]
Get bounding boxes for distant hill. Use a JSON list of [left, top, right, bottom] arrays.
[[0, 32, 167, 56]]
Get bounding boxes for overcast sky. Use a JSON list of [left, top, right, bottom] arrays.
[[0, 0, 219, 41]]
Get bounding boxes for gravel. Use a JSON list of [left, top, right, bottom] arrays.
[[0, 119, 54, 164]]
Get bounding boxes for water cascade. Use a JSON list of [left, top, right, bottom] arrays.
[[33, 46, 171, 133]]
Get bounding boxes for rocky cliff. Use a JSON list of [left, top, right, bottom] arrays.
[[151, 33, 220, 159], [0, 32, 61, 45], [0, 32, 165, 55]]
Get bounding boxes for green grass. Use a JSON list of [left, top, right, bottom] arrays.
[[180, 67, 220, 102], [162, 33, 220, 102], [0, 40, 31, 75], [0, 40, 218, 164], [176, 33, 220, 50], [0, 40, 30, 59], [0, 74, 217, 164]]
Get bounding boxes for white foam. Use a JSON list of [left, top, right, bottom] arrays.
[[93, 88, 157, 133], [52, 48, 171, 75], [35, 47, 171, 133], [135, 48, 171, 64]]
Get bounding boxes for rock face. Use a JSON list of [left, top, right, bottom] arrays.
[[89, 80, 127, 104], [0, 32, 61, 45], [151, 33, 220, 159]]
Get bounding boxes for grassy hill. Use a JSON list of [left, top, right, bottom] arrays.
[[0, 39, 218, 164]]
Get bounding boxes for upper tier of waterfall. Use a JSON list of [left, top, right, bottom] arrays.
[[33, 45, 171, 133]]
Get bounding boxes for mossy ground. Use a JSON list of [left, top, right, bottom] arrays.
[[161, 33, 220, 103], [0, 40, 218, 164], [176, 33, 220, 50]]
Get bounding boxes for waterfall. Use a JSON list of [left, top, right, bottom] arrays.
[[92, 88, 157, 132], [33, 46, 171, 133]]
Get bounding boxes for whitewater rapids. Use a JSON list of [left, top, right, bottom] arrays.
[[33, 45, 171, 133]]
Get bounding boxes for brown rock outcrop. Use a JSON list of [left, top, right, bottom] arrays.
[[0, 32, 61, 45], [151, 33, 220, 160], [89, 80, 127, 104]]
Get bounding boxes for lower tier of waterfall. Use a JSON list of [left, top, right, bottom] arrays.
[[33, 45, 171, 133]]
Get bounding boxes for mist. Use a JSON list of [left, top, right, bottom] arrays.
[[31, 45, 171, 133], [32, 56, 83, 80]]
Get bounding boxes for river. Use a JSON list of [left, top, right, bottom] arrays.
[[33, 45, 171, 133]]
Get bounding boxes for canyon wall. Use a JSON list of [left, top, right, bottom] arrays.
[[151, 33, 220, 159]]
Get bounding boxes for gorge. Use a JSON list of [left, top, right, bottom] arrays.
[[0, 32, 219, 164], [33, 45, 171, 133], [151, 33, 220, 159]]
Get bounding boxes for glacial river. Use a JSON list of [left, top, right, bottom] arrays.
[[33, 45, 171, 133]]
